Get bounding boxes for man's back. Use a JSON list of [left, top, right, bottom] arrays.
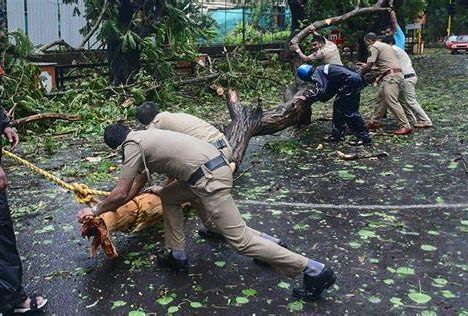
[[391, 45, 415, 75], [367, 41, 401, 73], [120, 129, 220, 182], [148, 112, 223, 143]]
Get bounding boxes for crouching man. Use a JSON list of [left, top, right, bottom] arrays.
[[296, 64, 371, 146], [77, 123, 336, 301]]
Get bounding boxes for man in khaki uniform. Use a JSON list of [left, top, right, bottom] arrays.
[[297, 34, 343, 66], [382, 36, 433, 128], [359, 32, 412, 135], [136, 101, 233, 241], [136, 101, 232, 161], [77, 123, 336, 301]]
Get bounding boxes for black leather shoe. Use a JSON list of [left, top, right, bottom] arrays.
[[198, 228, 225, 241], [253, 240, 289, 267], [292, 267, 336, 301], [157, 250, 189, 273]]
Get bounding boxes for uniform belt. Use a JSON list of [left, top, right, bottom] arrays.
[[404, 73, 416, 79], [377, 68, 403, 84], [211, 138, 227, 150], [187, 155, 228, 185]]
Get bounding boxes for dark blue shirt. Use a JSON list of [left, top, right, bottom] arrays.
[[307, 65, 364, 102]]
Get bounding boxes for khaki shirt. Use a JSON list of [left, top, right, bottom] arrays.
[[309, 40, 343, 65], [367, 41, 401, 73], [119, 129, 220, 181], [148, 112, 224, 143], [392, 45, 415, 76]]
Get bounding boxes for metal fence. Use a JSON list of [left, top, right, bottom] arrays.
[[6, 0, 98, 48]]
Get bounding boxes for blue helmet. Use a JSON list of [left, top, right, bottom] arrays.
[[297, 64, 315, 82]]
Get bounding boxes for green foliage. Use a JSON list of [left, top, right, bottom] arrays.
[[0, 30, 41, 113], [73, 0, 216, 58], [225, 24, 290, 45]]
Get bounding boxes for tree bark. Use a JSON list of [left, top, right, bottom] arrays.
[[225, 89, 311, 166]]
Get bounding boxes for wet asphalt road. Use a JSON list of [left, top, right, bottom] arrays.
[[4, 51, 468, 315]]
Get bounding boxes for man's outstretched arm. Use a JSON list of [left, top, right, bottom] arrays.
[[77, 177, 134, 222]]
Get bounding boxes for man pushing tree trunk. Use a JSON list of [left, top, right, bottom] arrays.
[[77, 124, 336, 301]]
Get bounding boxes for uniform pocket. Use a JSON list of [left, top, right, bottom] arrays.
[[192, 166, 232, 194]]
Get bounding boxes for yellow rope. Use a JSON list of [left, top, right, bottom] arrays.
[[2, 149, 109, 204]]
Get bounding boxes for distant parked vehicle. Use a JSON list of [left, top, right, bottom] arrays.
[[445, 35, 457, 49], [446, 35, 468, 54]]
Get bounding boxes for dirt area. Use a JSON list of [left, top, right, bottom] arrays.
[[5, 49, 467, 315]]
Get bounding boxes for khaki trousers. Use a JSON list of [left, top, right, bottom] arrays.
[[399, 76, 432, 124], [372, 74, 411, 128], [160, 166, 309, 277]]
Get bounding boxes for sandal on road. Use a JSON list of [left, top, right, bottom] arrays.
[[13, 294, 48, 314]]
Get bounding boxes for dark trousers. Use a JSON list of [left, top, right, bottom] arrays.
[[332, 78, 371, 144], [0, 190, 25, 312]]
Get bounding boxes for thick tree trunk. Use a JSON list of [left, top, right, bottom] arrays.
[[225, 89, 311, 167], [108, 44, 141, 86], [107, 0, 166, 85]]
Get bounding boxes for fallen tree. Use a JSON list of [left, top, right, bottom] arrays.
[[224, 0, 389, 168]]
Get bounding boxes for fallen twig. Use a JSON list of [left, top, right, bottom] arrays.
[[306, 171, 335, 178], [454, 154, 468, 174], [233, 162, 258, 181], [12, 113, 80, 126], [336, 150, 389, 160]]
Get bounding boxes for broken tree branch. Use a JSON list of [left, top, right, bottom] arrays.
[[48, 73, 220, 97], [78, 0, 109, 49], [11, 113, 80, 126], [225, 1, 391, 169], [289, 4, 388, 58], [33, 39, 75, 54], [336, 150, 389, 161]]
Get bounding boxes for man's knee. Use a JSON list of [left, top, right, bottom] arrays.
[[222, 228, 253, 253]]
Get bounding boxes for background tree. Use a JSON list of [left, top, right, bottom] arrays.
[[64, 0, 216, 85]]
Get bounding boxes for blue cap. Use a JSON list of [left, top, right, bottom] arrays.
[[297, 64, 315, 82]]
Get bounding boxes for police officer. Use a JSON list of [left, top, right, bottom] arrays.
[[77, 123, 336, 301], [136, 101, 232, 161], [359, 32, 412, 135], [296, 34, 343, 66], [296, 64, 371, 146], [136, 101, 233, 241], [381, 36, 433, 128]]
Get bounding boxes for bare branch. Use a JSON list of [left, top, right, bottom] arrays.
[[11, 113, 80, 126], [289, 3, 388, 58], [33, 39, 75, 54], [78, 0, 109, 49]]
